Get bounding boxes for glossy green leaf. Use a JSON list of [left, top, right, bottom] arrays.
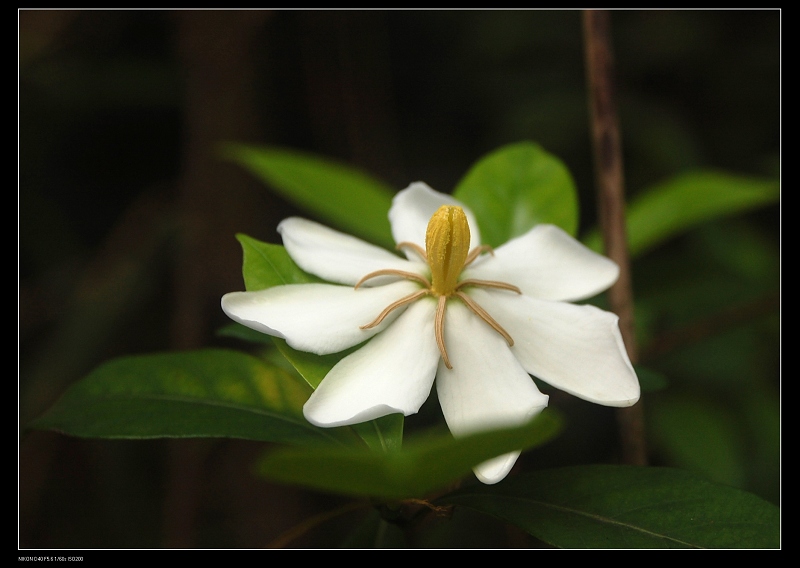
[[237, 233, 404, 452], [237, 233, 320, 291], [441, 465, 779, 548], [256, 411, 562, 499], [223, 143, 395, 248], [453, 141, 579, 246], [27, 349, 356, 447], [583, 170, 779, 258]]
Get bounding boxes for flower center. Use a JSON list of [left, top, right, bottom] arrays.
[[354, 205, 521, 369], [426, 205, 470, 296]]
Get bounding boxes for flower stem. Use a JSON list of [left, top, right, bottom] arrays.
[[583, 9, 647, 466]]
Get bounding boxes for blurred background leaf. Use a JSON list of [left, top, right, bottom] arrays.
[[582, 170, 779, 257], [256, 411, 562, 499], [223, 144, 395, 248]]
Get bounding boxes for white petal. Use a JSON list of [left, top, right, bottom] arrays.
[[436, 301, 549, 484], [389, 182, 481, 255], [464, 224, 619, 302], [221, 280, 421, 355], [303, 298, 440, 427], [278, 217, 426, 286], [469, 288, 640, 406], [470, 452, 523, 486]]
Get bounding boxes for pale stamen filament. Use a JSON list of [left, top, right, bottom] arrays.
[[464, 244, 494, 267], [456, 279, 521, 294], [435, 295, 451, 369], [455, 291, 515, 347], [359, 289, 431, 330], [396, 241, 428, 262], [355, 269, 432, 290]]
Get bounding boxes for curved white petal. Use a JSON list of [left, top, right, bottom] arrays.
[[470, 452, 523, 486], [389, 182, 481, 256], [303, 298, 440, 427], [436, 301, 549, 484], [469, 288, 640, 407], [278, 217, 426, 286], [464, 224, 619, 302], [221, 280, 421, 355]]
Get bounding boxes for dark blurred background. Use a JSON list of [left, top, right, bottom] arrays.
[[19, 10, 779, 548]]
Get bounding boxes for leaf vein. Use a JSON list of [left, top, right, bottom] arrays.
[[466, 494, 705, 548]]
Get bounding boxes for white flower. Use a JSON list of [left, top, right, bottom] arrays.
[[222, 182, 639, 484]]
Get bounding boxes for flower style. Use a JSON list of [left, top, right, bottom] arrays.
[[221, 182, 639, 484]]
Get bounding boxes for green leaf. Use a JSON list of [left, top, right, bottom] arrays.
[[237, 233, 320, 291], [453, 141, 579, 246], [583, 170, 779, 258], [27, 349, 357, 447], [351, 414, 404, 454], [256, 411, 562, 499], [222, 143, 395, 248], [273, 337, 351, 390], [441, 465, 780, 548]]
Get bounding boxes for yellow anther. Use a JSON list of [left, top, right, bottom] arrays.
[[426, 206, 470, 296]]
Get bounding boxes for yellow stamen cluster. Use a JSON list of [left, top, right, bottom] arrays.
[[426, 206, 470, 296], [355, 205, 520, 369]]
